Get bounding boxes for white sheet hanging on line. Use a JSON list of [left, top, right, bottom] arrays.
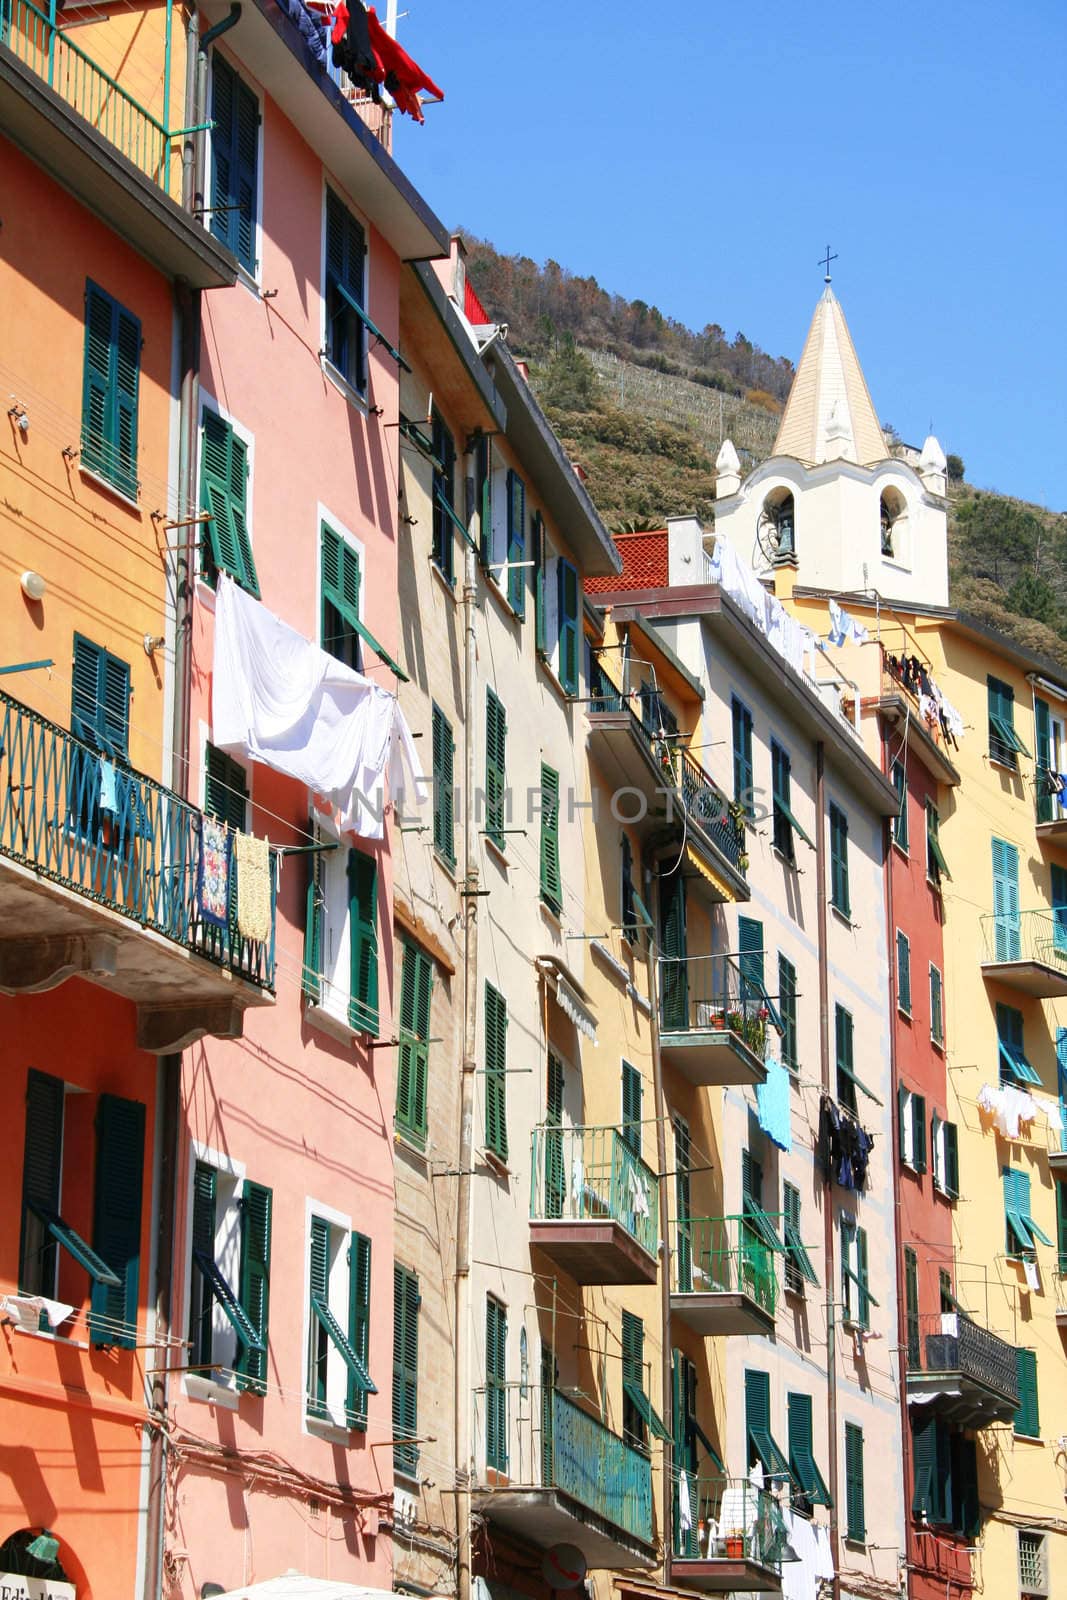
[[212, 575, 426, 840]]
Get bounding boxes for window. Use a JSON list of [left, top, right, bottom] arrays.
[[70, 635, 131, 841], [485, 1296, 508, 1472], [539, 764, 562, 915], [904, 1247, 920, 1367], [788, 1392, 831, 1507], [393, 1264, 420, 1474], [484, 982, 508, 1161], [430, 409, 457, 585], [432, 704, 455, 866], [506, 470, 527, 616], [81, 281, 140, 498], [1004, 1167, 1052, 1256], [531, 514, 580, 692], [741, 1149, 787, 1257], [844, 1423, 865, 1542], [544, 1052, 565, 1219], [930, 1112, 959, 1199], [396, 939, 433, 1148], [998, 1002, 1039, 1086], [926, 802, 950, 885], [621, 1060, 642, 1157], [321, 524, 362, 670], [898, 1087, 927, 1173], [1052, 863, 1067, 955], [732, 697, 753, 815], [204, 743, 248, 830], [1058, 1177, 1067, 1274], [621, 833, 637, 943], [988, 675, 1030, 769], [891, 759, 908, 850], [485, 688, 507, 850], [829, 803, 850, 916], [778, 954, 798, 1073], [19, 1070, 145, 1348], [840, 1216, 877, 1329], [739, 916, 764, 994], [621, 1310, 647, 1449], [200, 407, 258, 594], [992, 835, 1021, 961], [782, 1181, 818, 1294], [323, 188, 367, 392], [1036, 697, 1062, 825], [210, 53, 259, 273], [896, 930, 912, 1016], [929, 965, 944, 1047], [835, 1004, 856, 1112], [672, 1349, 721, 1532], [1019, 1530, 1048, 1596], [301, 841, 378, 1035], [939, 1269, 956, 1313], [307, 1215, 374, 1431], [1015, 1348, 1040, 1440], [188, 1160, 271, 1394], [912, 1414, 979, 1537], [555, 558, 580, 694], [744, 1368, 790, 1478], [347, 848, 378, 1034], [771, 740, 811, 860]]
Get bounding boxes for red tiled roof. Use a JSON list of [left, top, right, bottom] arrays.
[[586, 531, 667, 594]]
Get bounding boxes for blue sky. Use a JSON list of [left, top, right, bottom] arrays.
[[394, 0, 1066, 511]]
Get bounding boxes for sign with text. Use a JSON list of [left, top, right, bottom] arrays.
[[0, 1575, 75, 1600]]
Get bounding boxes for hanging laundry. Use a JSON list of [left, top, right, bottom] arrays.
[[366, 7, 444, 123], [234, 831, 272, 943], [98, 758, 119, 815], [198, 818, 232, 930], [817, 1094, 873, 1189], [1024, 1256, 1041, 1293], [828, 599, 869, 647], [678, 1470, 693, 1535], [780, 1508, 820, 1600], [757, 1055, 793, 1152], [977, 1082, 1038, 1140], [812, 1523, 835, 1583], [330, 0, 378, 93], [212, 576, 425, 842]]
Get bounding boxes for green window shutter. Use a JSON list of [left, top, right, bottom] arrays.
[[188, 1161, 217, 1365], [1057, 1178, 1067, 1273], [200, 408, 259, 595], [745, 1367, 791, 1478], [912, 1094, 927, 1174], [742, 1147, 762, 1207], [20, 1070, 64, 1295], [477, 436, 493, 566], [891, 759, 909, 849], [321, 524, 362, 667], [557, 559, 580, 695], [506, 470, 526, 616], [778, 954, 798, 1070], [430, 410, 457, 584], [1015, 1347, 1039, 1438], [896, 930, 911, 1015], [1036, 697, 1053, 821], [738, 916, 764, 994], [544, 1053, 565, 1217], [485, 1296, 507, 1472], [532, 512, 546, 652], [210, 53, 259, 272], [324, 188, 367, 390], [90, 1094, 146, 1349], [621, 833, 637, 943], [622, 1060, 642, 1157], [393, 1265, 420, 1473], [835, 1004, 856, 1111], [943, 1121, 959, 1199], [621, 1309, 645, 1447], [396, 940, 432, 1146], [992, 837, 1021, 963], [911, 1411, 936, 1519], [904, 1247, 920, 1367], [781, 1180, 817, 1289], [930, 965, 944, 1046], [988, 675, 1029, 766], [844, 1422, 865, 1541], [788, 1391, 831, 1506], [485, 688, 507, 849], [71, 633, 104, 747], [732, 698, 753, 812], [539, 764, 562, 913], [347, 848, 379, 1035], [857, 1226, 871, 1327], [830, 804, 850, 915], [72, 634, 130, 760], [307, 1216, 330, 1417], [235, 1180, 272, 1392], [997, 1000, 1039, 1086], [347, 1231, 371, 1426], [1052, 863, 1067, 955], [951, 1433, 980, 1540], [204, 742, 248, 829], [432, 703, 455, 865], [484, 982, 508, 1160], [81, 282, 141, 498], [302, 835, 323, 1002], [771, 740, 795, 858]]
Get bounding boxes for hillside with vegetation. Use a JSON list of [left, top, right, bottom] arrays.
[[463, 234, 1067, 667]]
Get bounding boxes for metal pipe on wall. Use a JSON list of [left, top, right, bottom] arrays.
[[815, 740, 842, 1599]]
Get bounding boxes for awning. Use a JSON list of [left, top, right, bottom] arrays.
[[211, 1576, 398, 1600], [556, 975, 598, 1043], [684, 845, 738, 903]]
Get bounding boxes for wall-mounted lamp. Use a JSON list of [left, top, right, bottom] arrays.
[[20, 570, 46, 601], [8, 402, 29, 433], [143, 634, 166, 656]]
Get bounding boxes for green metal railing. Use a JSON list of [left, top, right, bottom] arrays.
[[0, 688, 276, 988], [672, 1472, 786, 1570], [981, 908, 1067, 969], [475, 1382, 653, 1546], [530, 1123, 657, 1259], [659, 951, 776, 1050], [1, 0, 186, 195], [671, 1215, 778, 1317]]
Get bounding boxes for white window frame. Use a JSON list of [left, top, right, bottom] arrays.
[[840, 1214, 869, 1329], [900, 1088, 921, 1170], [182, 1140, 247, 1410], [303, 1196, 355, 1437], [319, 176, 372, 409], [304, 815, 360, 1046], [317, 503, 367, 661], [929, 962, 945, 1048], [206, 50, 265, 293]]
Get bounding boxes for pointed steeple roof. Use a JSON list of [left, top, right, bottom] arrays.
[[773, 287, 887, 467]]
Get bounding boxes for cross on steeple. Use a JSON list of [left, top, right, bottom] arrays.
[[819, 245, 838, 285]]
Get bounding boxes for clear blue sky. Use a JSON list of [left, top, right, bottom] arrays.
[[394, 0, 1067, 511]]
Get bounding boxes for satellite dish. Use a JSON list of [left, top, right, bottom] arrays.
[[542, 1544, 587, 1589]]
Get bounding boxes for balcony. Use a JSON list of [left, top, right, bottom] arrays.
[[472, 1384, 656, 1568], [1054, 1272, 1067, 1329], [0, 690, 275, 1050], [1035, 768, 1067, 841], [670, 1215, 777, 1337], [587, 679, 748, 903], [671, 1474, 784, 1592], [980, 910, 1067, 998], [659, 953, 770, 1087], [0, 0, 235, 287], [878, 657, 960, 787], [905, 1313, 1019, 1427], [529, 1124, 658, 1286]]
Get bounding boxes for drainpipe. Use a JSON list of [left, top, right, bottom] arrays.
[[142, 1053, 181, 1600], [644, 926, 673, 1586], [194, 5, 242, 219], [815, 741, 841, 1599], [454, 475, 479, 1600]]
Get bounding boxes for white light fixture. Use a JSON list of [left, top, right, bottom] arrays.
[[143, 633, 165, 656], [20, 569, 46, 601]]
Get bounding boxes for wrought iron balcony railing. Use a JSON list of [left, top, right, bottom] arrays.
[[908, 1312, 1018, 1406], [0, 689, 276, 988], [672, 1472, 786, 1572], [530, 1124, 657, 1259], [981, 908, 1067, 970], [671, 1214, 779, 1318], [659, 951, 775, 1048]]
